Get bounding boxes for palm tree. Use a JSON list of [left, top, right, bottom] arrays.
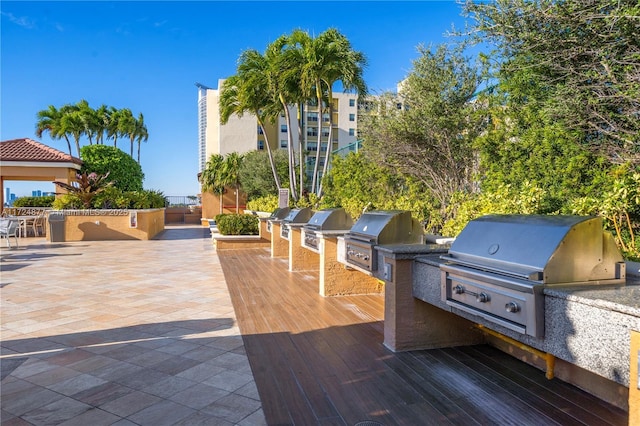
[[35, 105, 73, 156], [264, 35, 305, 201], [316, 29, 367, 196], [222, 152, 243, 213], [76, 100, 100, 145], [59, 104, 84, 157], [94, 104, 110, 145], [134, 113, 149, 163], [200, 154, 226, 214], [220, 65, 282, 191], [106, 106, 122, 148]]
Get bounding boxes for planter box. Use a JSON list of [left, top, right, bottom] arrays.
[[47, 208, 165, 241]]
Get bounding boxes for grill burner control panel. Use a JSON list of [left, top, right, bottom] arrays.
[[441, 264, 544, 338], [346, 240, 377, 271], [303, 231, 319, 251]]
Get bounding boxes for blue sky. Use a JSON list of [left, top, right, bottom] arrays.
[[1, 1, 470, 198]]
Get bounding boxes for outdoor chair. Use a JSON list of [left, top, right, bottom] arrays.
[[0, 218, 19, 248]]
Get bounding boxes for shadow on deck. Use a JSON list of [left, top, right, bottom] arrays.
[[218, 247, 627, 426]]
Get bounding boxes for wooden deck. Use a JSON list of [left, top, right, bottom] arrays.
[[218, 248, 628, 426]]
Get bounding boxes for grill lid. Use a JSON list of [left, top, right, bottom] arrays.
[[347, 210, 422, 244], [304, 208, 353, 231], [282, 207, 313, 224], [270, 207, 291, 220], [443, 214, 624, 284]]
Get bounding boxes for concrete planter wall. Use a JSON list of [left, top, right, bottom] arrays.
[[47, 208, 165, 241]]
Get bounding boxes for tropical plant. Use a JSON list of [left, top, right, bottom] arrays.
[[35, 105, 73, 156], [200, 154, 226, 213], [222, 152, 244, 213], [53, 172, 113, 209], [290, 28, 368, 196], [35, 102, 149, 161], [219, 71, 282, 191]]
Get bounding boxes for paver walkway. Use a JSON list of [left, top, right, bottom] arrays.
[[1, 225, 265, 425]]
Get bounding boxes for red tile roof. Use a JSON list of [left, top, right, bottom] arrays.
[[0, 138, 82, 165]]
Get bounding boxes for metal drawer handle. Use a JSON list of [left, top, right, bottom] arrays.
[[453, 285, 490, 303]]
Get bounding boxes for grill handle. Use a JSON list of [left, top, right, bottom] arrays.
[[453, 285, 490, 303], [441, 255, 543, 281]]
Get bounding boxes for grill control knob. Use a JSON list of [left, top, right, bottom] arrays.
[[454, 285, 465, 294], [476, 292, 490, 303], [505, 302, 520, 313]]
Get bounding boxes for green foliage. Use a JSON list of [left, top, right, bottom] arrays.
[[80, 145, 144, 191], [359, 43, 485, 213], [215, 214, 259, 235], [320, 152, 440, 227], [466, 0, 640, 162], [567, 164, 640, 260], [53, 187, 166, 209], [246, 195, 279, 212], [53, 194, 83, 210], [12, 196, 55, 207], [441, 182, 548, 237], [239, 150, 289, 199]]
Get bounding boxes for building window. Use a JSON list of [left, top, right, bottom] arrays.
[[349, 99, 355, 107], [307, 142, 317, 151], [257, 126, 264, 135], [280, 140, 288, 148], [322, 113, 330, 122], [257, 140, 265, 150], [307, 127, 318, 137], [396, 103, 403, 110], [349, 113, 355, 121], [308, 112, 318, 122], [280, 124, 287, 133], [349, 128, 355, 136], [322, 127, 330, 137], [320, 142, 328, 152]]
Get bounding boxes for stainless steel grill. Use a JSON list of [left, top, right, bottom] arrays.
[[266, 207, 291, 233], [280, 208, 313, 240], [343, 210, 422, 271], [301, 208, 353, 252], [440, 214, 626, 337]]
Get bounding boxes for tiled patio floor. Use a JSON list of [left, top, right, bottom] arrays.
[[1, 225, 265, 425]]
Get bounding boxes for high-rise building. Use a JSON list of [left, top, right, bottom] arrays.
[[197, 79, 361, 185]]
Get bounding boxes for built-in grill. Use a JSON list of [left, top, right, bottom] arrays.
[[343, 210, 422, 271], [266, 207, 291, 233], [280, 208, 313, 240], [301, 208, 353, 252], [440, 214, 626, 338]]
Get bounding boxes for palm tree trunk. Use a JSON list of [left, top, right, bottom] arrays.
[[311, 81, 323, 194], [137, 141, 141, 163], [297, 104, 305, 197], [258, 120, 281, 190], [280, 95, 298, 201], [318, 89, 334, 197], [63, 135, 73, 157]]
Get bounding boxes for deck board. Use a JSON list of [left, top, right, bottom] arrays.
[[218, 248, 628, 425]]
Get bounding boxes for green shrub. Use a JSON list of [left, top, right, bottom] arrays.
[[13, 195, 55, 207], [53, 188, 166, 210], [215, 214, 259, 235], [246, 195, 279, 213], [80, 145, 144, 191]]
